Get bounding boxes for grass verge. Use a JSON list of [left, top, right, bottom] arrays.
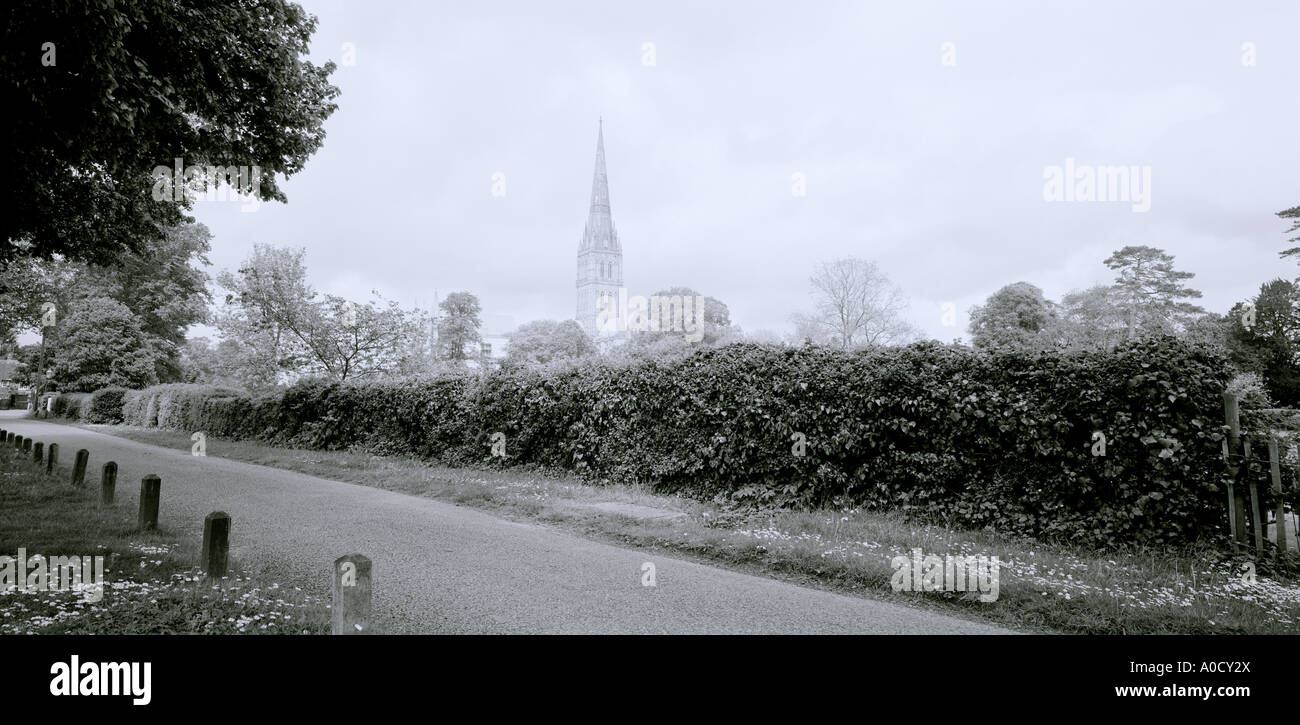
[[0, 438, 333, 634], [69, 423, 1300, 634]]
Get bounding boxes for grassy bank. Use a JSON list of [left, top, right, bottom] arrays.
[[0, 436, 332, 634], [84, 423, 1300, 635]]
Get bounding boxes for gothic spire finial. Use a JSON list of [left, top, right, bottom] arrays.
[[579, 120, 617, 252]]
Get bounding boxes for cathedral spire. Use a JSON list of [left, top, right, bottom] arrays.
[[580, 119, 618, 251], [575, 120, 624, 339]]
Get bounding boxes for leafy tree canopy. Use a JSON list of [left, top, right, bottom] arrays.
[[48, 296, 162, 391], [1, 0, 340, 265], [968, 282, 1056, 350], [506, 319, 595, 366]]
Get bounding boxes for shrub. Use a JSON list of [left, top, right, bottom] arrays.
[[56, 393, 92, 421], [1227, 372, 1274, 409], [88, 387, 128, 424]]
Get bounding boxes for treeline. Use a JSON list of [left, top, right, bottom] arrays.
[[967, 238, 1300, 407]]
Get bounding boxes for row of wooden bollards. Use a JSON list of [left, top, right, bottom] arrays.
[[0, 426, 372, 634], [3, 429, 94, 487], [2, 427, 144, 524]]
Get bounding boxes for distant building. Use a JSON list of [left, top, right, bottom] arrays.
[[468, 335, 510, 369], [575, 120, 624, 340]]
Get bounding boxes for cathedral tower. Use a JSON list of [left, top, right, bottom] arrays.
[[575, 120, 623, 337]]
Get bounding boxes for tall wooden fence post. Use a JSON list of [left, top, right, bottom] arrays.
[[101, 462, 117, 505], [1244, 438, 1264, 555], [1270, 438, 1287, 557], [71, 449, 88, 486], [201, 512, 231, 578], [332, 554, 372, 635], [21, 438, 30, 455], [138, 475, 161, 531], [45, 443, 57, 475], [1223, 392, 1243, 551], [32, 441, 43, 465]]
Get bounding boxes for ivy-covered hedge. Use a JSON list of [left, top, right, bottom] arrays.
[[110, 338, 1242, 548]]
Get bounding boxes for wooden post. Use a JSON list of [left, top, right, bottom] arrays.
[[101, 462, 117, 505], [1270, 438, 1286, 556], [71, 449, 88, 486], [332, 554, 372, 635], [138, 475, 161, 531], [31, 441, 43, 465], [1243, 437, 1262, 554], [45, 442, 57, 475], [201, 512, 231, 578], [1223, 392, 1243, 550], [21, 438, 30, 454]]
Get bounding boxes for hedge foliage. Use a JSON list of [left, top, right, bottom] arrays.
[[122, 384, 247, 430], [32, 392, 93, 421], [102, 338, 1244, 548], [87, 387, 128, 424]]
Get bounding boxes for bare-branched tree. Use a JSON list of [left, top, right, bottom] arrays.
[[795, 257, 918, 348]]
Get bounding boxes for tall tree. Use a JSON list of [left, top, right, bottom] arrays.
[[216, 244, 314, 374], [798, 257, 916, 348], [968, 282, 1057, 350], [1227, 279, 1300, 406], [436, 292, 482, 364], [3, 226, 213, 341], [216, 245, 419, 382], [1, 0, 340, 265], [83, 223, 213, 346], [1280, 205, 1300, 265], [0, 222, 211, 382], [506, 320, 595, 366], [1056, 285, 1130, 349], [0, 255, 78, 345], [1103, 245, 1205, 338], [307, 295, 419, 380], [47, 297, 162, 391]]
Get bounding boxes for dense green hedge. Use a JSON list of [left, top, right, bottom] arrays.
[[105, 338, 1244, 547], [122, 384, 246, 429], [32, 392, 93, 421], [86, 387, 128, 424]]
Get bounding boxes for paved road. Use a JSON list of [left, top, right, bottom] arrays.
[[0, 411, 1014, 634]]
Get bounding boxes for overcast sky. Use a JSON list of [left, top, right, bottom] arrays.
[[187, 0, 1299, 341]]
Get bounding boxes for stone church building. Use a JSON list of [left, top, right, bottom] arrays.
[[575, 120, 624, 339]]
